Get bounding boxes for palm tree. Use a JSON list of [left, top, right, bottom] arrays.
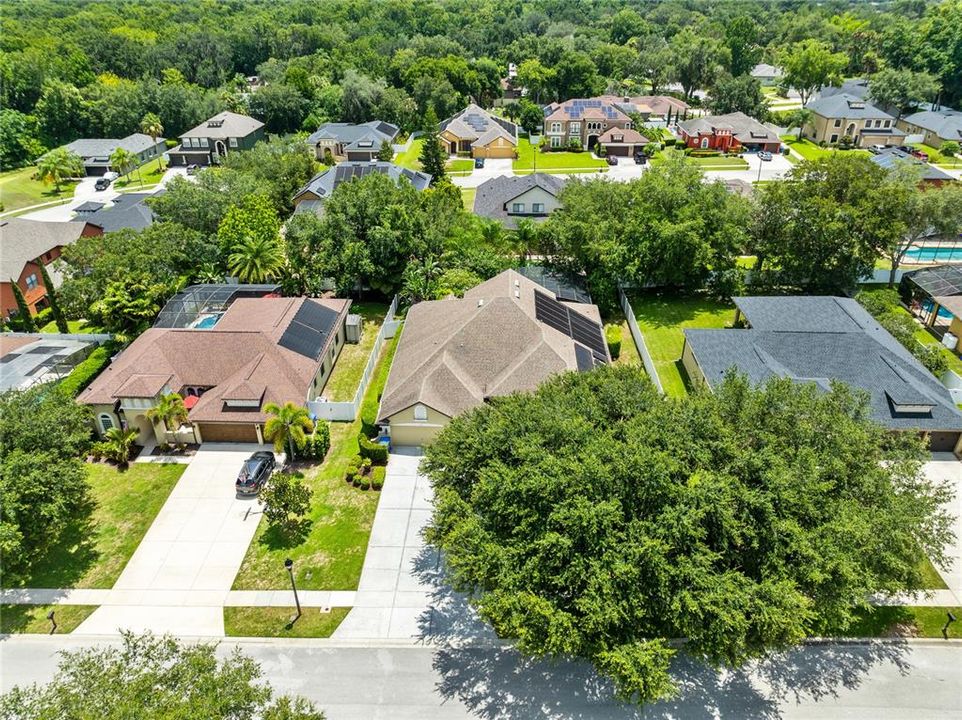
[[139, 112, 165, 170], [146, 393, 189, 440], [109, 146, 138, 183], [104, 427, 139, 467], [791, 108, 814, 142], [263, 402, 314, 460], [510, 219, 540, 264], [34, 148, 84, 193], [228, 235, 286, 282]]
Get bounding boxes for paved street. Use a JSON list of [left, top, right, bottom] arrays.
[[2, 635, 960, 719]]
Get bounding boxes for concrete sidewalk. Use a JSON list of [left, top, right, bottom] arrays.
[[1, 588, 356, 608]]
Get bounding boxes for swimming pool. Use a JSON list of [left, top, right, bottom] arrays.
[[922, 299, 955, 320], [904, 246, 962, 263], [193, 314, 222, 329]]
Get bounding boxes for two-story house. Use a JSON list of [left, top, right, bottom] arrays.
[[542, 98, 634, 151], [803, 94, 906, 147], [677, 112, 781, 152], [306, 121, 399, 162], [473, 174, 566, 228], [167, 111, 265, 167]]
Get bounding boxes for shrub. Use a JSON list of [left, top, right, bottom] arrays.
[[345, 456, 360, 484], [358, 431, 388, 464], [915, 343, 949, 377], [688, 149, 721, 158], [662, 137, 676, 147], [605, 324, 622, 359], [358, 477, 371, 490], [58, 344, 115, 398], [302, 421, 331, 460], [34, 307, 53, 327], [371, 465, 386, 491]]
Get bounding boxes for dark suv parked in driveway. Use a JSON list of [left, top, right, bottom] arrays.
[[235, 451, 276, 495]]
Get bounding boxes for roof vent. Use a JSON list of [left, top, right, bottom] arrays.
[[514, 279, 520, 287], [477, 299, 484, 307], [514, 290, 520, 299]]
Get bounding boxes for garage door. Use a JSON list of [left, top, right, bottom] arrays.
[[198, 422, 259, 443], [928, 431, 961, 452], [389, 423, 443, 448], [605, 145, 629, 156]]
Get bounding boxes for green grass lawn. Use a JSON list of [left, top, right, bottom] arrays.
[[513, 138, 607, 173], [829, 606, 962, 638], [394, 138, 424, 171], [447, 158, 474, 176], [460, 187, 476, 211], [5, 463, 185, 589], [779, 136, 871, 162], [40, 319, 104, 334], [912, 320, 962, 376], [113, 157, 165, 190], [0, 165, 79, 213], [689, 156, 750, 170], [602, 313, 642, 368], [321, 302, 389, 401], [631, 294, 736, 397], [233, 332, 400, 591], [224, 606, 350, 638], [917, 557, 948, 589], [908, 143, 961, 168], [0, 605, 98, 634]]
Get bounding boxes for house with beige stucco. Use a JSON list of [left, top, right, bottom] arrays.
[[439, 104, 519, 158], [803, 94, 905, 147], [376, 269, 609, 447]]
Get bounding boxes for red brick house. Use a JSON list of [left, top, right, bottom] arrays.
[[677, 112, 780, 152], [0, 218, 101, 320]]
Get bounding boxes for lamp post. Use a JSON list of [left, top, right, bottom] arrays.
[[285, 558, 301, 621], [942, 611, 956, 639]]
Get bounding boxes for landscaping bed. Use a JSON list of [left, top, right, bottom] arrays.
[[224, 606, 350, 638], [0, 604, 98, 634]]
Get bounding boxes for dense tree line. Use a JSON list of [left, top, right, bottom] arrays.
[[3, 0, 961, 167]]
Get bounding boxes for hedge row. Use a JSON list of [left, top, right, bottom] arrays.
[[358, 431, 388, 464], [58, 344, 115, 398], [300, 421, 331, 460]]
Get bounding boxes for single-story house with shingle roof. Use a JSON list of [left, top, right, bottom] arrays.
[[681, 296, 962, 452], [306, 121, 400, 162], [750, 63, 783, 85], [53, 133, 167, 176], [440, 104, 518, 159], [678, 112, 780, 152], [74, 190, 161, 233], [292, 161, 431, 216], [898, 109, 962, 150], [473, 173, 565, 228], [803, 94, 905, 147], [377, 268, 609, 446]]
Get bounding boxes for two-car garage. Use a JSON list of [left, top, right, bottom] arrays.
[[196, 422, 261, 444]]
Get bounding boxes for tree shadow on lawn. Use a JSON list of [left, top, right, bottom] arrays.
[[414, 547, 912, 720], [630, 291, 735, 332], [256, 518, 314, 551]]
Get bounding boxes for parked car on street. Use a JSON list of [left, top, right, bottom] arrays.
[[94, 177, 111, 191], [235, 451, 276, 495], [758, 151, 773, 161], [186, 164, 199, 175], [606, 155, 618, 166], [910, 149, 929, 161], [474, 157, 485, 169]]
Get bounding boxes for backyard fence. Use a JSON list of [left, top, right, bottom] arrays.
[[618, 286, 664, 395], [308, 295, 400, 422]]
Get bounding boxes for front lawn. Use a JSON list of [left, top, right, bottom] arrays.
[[113, 157, 165, 190], [394, 138, 424, 171], [460, 187, 476, 211], [232, 331, 400, 591], [829, 606, 962, 638], [513, 138, 607, 173], [321, 301, 389, 401], [631, 294, 735, 397], [6, 463, 185, 589], [908, 142, 961, 168], [0, 604, 98, 634], [224, 606, 350, 638], [0, 165, 78, 213], [447, 158, 474, 176], [689, 156, 750, 170], [779, 136, 870, 162]]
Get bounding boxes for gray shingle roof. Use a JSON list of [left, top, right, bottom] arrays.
[[805, 93, 894, 120], [901, 109, 962, 142], [76, 191, 159, 233], [60, 133, 164, 160], [440, 104, 518, 143], [293, 162, 431, 204], [306, 121, 399, 149], [870, 148, 954, 182], [473, 173, 565, 229], [0, 218, 91, 282], [678, 112, 779, 145], [685, 296, 962, 432], [180, 111, 263, 139]]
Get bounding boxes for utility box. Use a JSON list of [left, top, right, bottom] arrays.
[[346, 314, 363, 343]]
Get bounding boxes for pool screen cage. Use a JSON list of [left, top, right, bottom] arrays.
[[899, 265, 962, 335], [153, 284, 281, 328]]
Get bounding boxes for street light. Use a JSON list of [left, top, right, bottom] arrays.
[[285, 558, 301, 621], [942, 611, 956, 639]]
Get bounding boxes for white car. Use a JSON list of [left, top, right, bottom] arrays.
[[102, 171, 120, 181]]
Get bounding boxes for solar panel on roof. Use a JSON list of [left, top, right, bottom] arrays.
[[277, 301, 338, 360], [534, 290, 609, 362], [574, 344, 594, 372], [28, 345, 65, 354]]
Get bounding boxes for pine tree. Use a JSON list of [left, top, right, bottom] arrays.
[[418, 107, 447, 185], [377, 139, 394, 162], [39, 264, 68, 333], [9, 280, 36, 332]]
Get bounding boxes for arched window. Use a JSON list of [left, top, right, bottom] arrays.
[[700, 137, 709, 149], [99, 414, 115, 432], [413, 404, 428, 421]]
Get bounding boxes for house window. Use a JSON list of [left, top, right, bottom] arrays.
[[833, 118, 842, 128], [550, 136, 562, 148], [99, 414, 114, 432], [413, 404, 428, 421], [550, 122, 562, 134], [626, 122, 632, 130], [229, 137, 238, 148], [569, 122, 580, 134], [532, 203, 545, 213], [511, 202, 525, 213], [874, 119, 882, 128], [830, 134, 838, 143], [25, 274, 38, 290], [883, 119, 890, 128], [200, 138, 209, 147], [700, 137, 709, 149]]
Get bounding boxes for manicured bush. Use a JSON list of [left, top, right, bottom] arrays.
[[58, 344, 115, 398], [345, 456, 360, 484], [34, 307, 53, 327], [371, 465, 386, 491], [662, 137, 676, 147], [302, 421, 331, 460], [357, 431, 388, 464], [687, 149, 721, 158], [605, 324, 622, 359]]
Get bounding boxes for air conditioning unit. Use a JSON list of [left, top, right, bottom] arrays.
[[346, 314, 363, 343]]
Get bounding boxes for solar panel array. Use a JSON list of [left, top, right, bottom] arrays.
[[463, 112, 490, 132], [574, 343, 597, 371], [533, 290, 609, 365], [562, 99, 623, 121], [278, 301, 340, 360], [517, 266, 591, 304]]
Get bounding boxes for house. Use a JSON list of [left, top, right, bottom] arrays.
[[1, 218, 102, 320], [898, 109, 962, 150], [166, 111, 265, 167], [597, 127, 649, 157], [55, 134, 166, 176], [542, 98, 633, 151], [473, 173, 565, 228], [750, 63, 783, 85], [603, 95, 690, 124], [817, 78, 871, 102], [440, 104, 518, 158], [803, 94, 905, 147], [79, 284, 352, 445], [306, 121, 399, 162], [870, 148, 954, 186], [677, 111, 781, 152], [681, 296, 962, 452], [901, 265, 962, 347], [292, 162, 432, 216], [377, 268, 610, 446], [74, 191, 159, 233]]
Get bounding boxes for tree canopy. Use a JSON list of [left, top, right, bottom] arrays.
[[423, 366, 953, 704]]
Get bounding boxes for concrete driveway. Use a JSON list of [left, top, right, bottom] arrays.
[[74, 444, 274, 636], [929, 453, 962, 597]]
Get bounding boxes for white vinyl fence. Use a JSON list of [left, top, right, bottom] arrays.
[[618, 286, 664, 395], [308, 295, 400, 422]]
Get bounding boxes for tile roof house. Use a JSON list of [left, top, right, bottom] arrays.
[[870, 147, 954, 186], [167, 111, 265, 168], [55, 133, 166, 176], [601, 95, 690, 123], [542, 97, 634, 150], [472, 173, 566, 228], [678, 112, 781, 152], [682, 296, 962, 452], [79, 288, 352, 445], [377, 268, 609, 446], [596, 127, 649, 157], [306, 121, 400, 162], [803, 94, 905, 147], [292, 162, 432, 216], [1, 218, 102, 320], [898, 109, 962, 150], [440, 104, 519, 158], [74, 191, 160, 233]]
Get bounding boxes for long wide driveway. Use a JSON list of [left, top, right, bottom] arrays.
[[74, 444, 271, 636]]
